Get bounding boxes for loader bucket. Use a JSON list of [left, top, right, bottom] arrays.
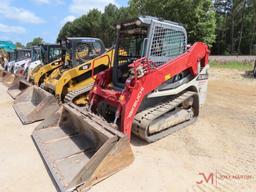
[[32, 104, 134, 192], [2, 73, 21, 87], [13, 86, 60, 124], [7, 79, 32, 99], [0, 70, 11, 82]]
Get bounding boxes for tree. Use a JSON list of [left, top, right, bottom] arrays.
[[57, 4, 136, 47], [129, 0, 216, 47], [100, 4, 135, 46], [212, 0, 256, 54], [15, 42, 24, 48], [213, 0, 233, 14], [249, 0, 256, 54], [57, 22, 73, 41], [56, 1, 255, 54], [57, 9, 103, 42], [26, 37, 44, 48]]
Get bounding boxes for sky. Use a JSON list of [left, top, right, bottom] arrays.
[[0, 0, 128, 45]]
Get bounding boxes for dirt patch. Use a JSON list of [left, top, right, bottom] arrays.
[[0, 67, 255, 192]]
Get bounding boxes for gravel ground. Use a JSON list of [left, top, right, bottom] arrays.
[[0, 67, 255, 192]]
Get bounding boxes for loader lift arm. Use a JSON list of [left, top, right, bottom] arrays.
[[89, 42, 209, 140], [53, 49, 112, 101], [13, 37, 111, 124], [87, 16, 209, 141], [6, 44, 62, 99], [30, 42, 66, 86], [32, 16, 209, 192], [42, 37, 109, 102]]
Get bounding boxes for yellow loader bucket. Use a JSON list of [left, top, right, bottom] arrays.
[[7, 79, 32, 99], [32, 104, 134, 192], [13, 86, 60, 124], [2, 73, 21, 87]]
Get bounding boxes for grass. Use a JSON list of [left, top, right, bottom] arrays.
[[210, 60, 253, 71]]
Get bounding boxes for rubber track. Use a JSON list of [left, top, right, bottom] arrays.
[[64, 83, 93, 104], [133, 91, 196, 142]]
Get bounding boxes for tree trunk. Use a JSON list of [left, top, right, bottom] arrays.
[[231, 18, 235, 54], [237, 0, 247, 54], [249, 20, 256, 54], [249, 1, 256, 54]]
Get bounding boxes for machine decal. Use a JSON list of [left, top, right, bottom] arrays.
[[79, 63, 91, 70], [128, 87, 144, 118], [165, 74, 171, 81], [81, 39, 96, 43], [197, 71, 209, 81]]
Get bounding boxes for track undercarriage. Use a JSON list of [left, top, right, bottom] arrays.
[[31, 16, 210, 192], [133, 91, 198, 142]]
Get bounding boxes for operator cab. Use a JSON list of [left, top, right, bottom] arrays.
[[15, 49, 31, 62], [113, 16, 187, 89], [31, 46, 41, 62], [40, 44, 61, 64], [62, 37, 106, 69], [8, 52, 16, 62]]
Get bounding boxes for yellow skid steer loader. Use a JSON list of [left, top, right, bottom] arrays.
[[14, 37, 113, 124], [7, 44, 62, 99]]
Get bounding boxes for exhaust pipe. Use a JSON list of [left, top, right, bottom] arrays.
[[7, 79, 32, 99], [13, 86, 60, 124], [32, 104, 134, 192]]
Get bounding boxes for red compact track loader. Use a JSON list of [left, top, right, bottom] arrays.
[[32, 16, 209, 192]]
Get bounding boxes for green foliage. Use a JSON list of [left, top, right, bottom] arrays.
[[57, 4, 135, 47], [58, 22, 73, 41], [210, 60, 253, 71], [129, 0, 216, 47], [15, 42, 24, 48], [56, 0, 255, 54], [213, 0, 256, 54], [58, 2, 216, 47], [26, 37, 44, 48]]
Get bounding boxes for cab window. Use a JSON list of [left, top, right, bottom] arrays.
[[49, 48, 61, 61], [75, 43, 90, 63]]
